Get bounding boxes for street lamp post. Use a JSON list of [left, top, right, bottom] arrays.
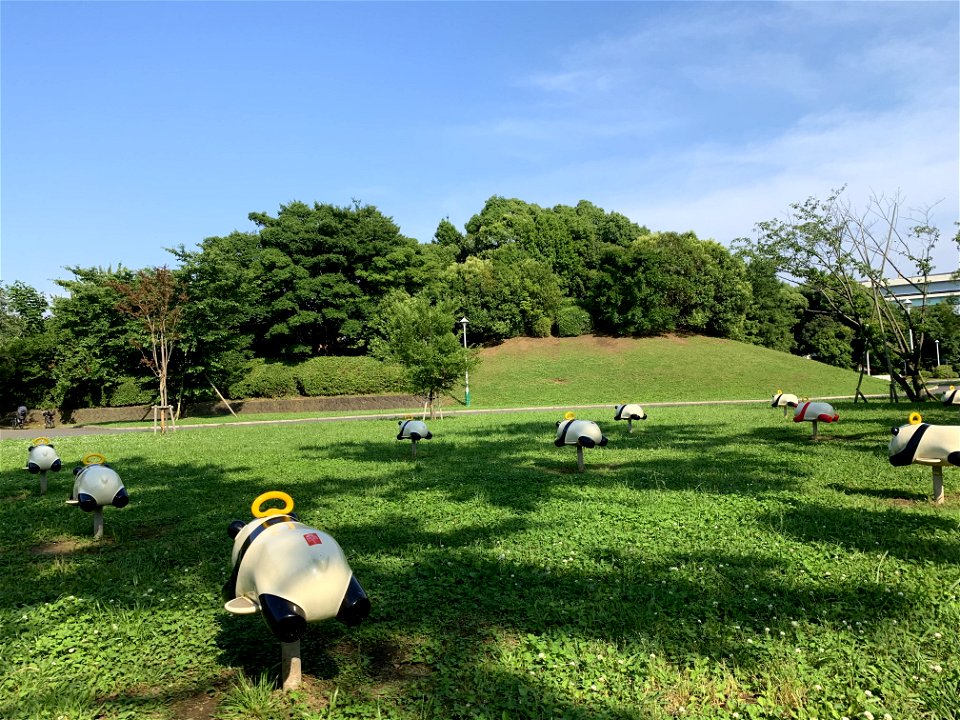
[[936, 339, 941, 367], [459, 317, 470, 407], [904, 299, 914, 352]]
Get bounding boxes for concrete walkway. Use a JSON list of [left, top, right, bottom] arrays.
[[0, 394, 885, 441]]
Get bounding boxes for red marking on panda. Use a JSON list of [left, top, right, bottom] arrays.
[[303, 533, 322, 546]]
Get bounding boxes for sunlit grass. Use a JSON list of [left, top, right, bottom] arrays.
[[1, 401, 958, 718]]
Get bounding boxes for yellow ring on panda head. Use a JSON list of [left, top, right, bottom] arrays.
[[82, 453, 107, 466], [251, 491, 294, 518], [951, 386, 956, 391], [908, 412, 922, 425], [31, 437, 51, 447], [564, 411, 576, 420], [776, 389, 782, 394]]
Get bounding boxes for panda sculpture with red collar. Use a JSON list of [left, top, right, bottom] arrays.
[[222, 492, 370, 644]]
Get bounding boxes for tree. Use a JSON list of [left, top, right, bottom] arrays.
[[50, 267, 144, 411], [740, 257, 808, 353], [248, 200, 422, 358], [0, 282, 56, 408], [371, 292, 475, 418], [589, 231, 750, 338], [169, 231, 262, 401], [737, 189, 957, 401], [108, 267, 187, 431]]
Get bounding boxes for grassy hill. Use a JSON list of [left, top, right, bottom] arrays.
[[467, 334, 889, 408]]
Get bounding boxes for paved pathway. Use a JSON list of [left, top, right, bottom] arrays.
[[0, 394, 884, 441]]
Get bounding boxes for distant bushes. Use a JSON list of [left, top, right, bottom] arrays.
[[227, 357, 409, 399], [931, 364, 956, 379], [556, 304, 592, 337], [109, 376, 156, 407], [294, 356, 408, 396]]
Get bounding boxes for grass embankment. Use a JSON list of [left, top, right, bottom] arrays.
[[86, 335, 891, 428], [469, 335, 889, 407], [1, 401, 958, 719]]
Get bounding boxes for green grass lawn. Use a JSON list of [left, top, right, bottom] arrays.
[[1, 400, 958, 719], [467, 336, 892, 408]]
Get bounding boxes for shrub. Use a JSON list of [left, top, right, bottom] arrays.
[[931, 364, 956, 379], [295, 356, 409, 396], [530, 314, 553, 338], [228, 361, 298, 399], [556, 304, 593, 337], [109, 376, 156, 407]]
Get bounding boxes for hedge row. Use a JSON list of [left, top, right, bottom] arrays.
[[227, 357, 409, 399]]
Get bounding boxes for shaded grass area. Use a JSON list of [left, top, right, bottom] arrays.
[[1, 401, 958, 719]]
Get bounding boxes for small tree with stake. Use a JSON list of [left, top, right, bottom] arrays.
[[372, 292, 475, 419], [108, 267, 187, 432]]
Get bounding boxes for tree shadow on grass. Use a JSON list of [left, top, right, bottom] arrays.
[[758, 501, 960, 564]]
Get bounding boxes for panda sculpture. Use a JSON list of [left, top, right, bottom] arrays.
[[397, 419, 432, 442], [942, 386, 960, 406], [555, 416, 608, 448], [614, 404, 647, 422], [223, 492, 370, 643], [792, 401, 839, 425], [26, 438, 62, 474], [68, 454, 129, 512], [771, 391, 800, 410], [889, 414, 960, 468]]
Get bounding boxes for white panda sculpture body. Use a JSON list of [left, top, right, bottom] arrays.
[[793, 401, 839, 424], [27, 442, 61, 474], [889, 421, 960, 468], [69, 462, 129, 512], [771, 392, 799, 409], [942, 387, 960, 406], [397, 419, 432, 441], [223, 514, 370, 642], [555, 419, 608, 448], [614, 404, 647, 422]]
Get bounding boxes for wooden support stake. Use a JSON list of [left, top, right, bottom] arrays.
[[932, 466, 944, 505], [281, 640, 302, 691], [811, 420, 819, 440], [627, 419, 634, 434], [39, 471, 47, 496], [411, 439, 418, 460], [93, 508, 104, 540], [577, 446, 585, 472]]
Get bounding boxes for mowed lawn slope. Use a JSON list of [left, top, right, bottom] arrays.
[[468, 335, 889, 408]]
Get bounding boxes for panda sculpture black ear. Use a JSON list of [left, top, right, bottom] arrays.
[[891, 427, 899, 435], [227, 520, 245, 539]]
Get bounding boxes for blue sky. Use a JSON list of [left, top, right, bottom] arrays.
[[2, 1, 958, 300]]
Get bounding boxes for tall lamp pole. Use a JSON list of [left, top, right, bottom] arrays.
[[904, 298, 914, 352], [459, 317, 470, 407], [936, 339, 941, 367]]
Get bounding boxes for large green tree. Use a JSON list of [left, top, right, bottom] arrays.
[[0, 282, 56, 409], [50, 267, 144, 410], [741, 257, 808, 353], [170, 231, 262, 400], [247, 200, 423, 358], [589, 231, 750, 338]]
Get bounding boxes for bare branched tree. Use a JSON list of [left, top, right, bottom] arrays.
[[737, 188, 957, 402]]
